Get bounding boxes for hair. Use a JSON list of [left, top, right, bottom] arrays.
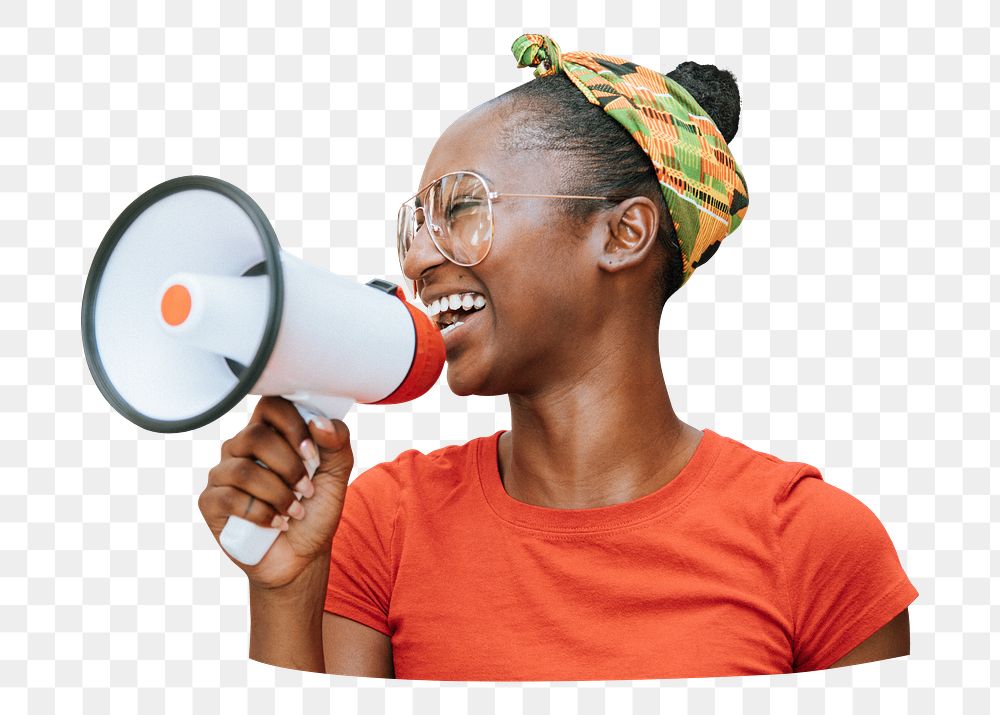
[[493, 61, 742, 310]]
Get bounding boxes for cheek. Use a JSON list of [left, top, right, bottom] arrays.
[[496, 212, 574, 271], [485, 215, 590, 333], [488, 271, 582, 342]]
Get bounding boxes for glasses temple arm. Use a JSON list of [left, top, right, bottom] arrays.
[[489, 191, 615, 201]]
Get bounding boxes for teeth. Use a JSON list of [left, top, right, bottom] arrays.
[[441, 321, 464, 336], [424, 292, 487, 321]]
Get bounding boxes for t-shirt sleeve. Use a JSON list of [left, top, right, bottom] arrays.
[[324, 459, 404, 637], [773, 466, 919, 672]]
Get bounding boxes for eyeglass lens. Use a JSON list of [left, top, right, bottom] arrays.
[[397, 171, 492, 269]]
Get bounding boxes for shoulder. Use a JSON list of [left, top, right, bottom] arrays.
[[346, 431, 496, 504], [710, 429, 887, 533], [706, 432, 917, 671], [701, 430, 903, 562], [705, 429, 826, 507], [774, 468, 899, 561]]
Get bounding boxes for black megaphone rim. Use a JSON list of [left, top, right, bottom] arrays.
[[80, 175, 284, 434]]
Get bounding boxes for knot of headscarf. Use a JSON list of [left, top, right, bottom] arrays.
[[511, 33, 564, 77], [511, 33, 749, 288]]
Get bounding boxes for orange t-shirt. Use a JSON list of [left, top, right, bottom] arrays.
[[324, 428, 918, 681]]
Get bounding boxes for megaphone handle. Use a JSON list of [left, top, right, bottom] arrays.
[[218, 393, 354, 566], [283, 391, 354, 425]]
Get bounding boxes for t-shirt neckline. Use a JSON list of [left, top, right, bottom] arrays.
[[476, 427, 725, 533]]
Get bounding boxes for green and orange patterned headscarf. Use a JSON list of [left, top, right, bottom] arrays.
[[511, 33, 749, 287]]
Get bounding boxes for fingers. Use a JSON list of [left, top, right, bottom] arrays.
[[225, 421, 315, 497], [207, 457, 304, 522], [306, 416, 355, 482], [251, 396, 314, 459], [307, 414, 350, 452], [199, 484, 287, 532]]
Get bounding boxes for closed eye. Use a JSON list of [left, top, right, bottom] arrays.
[[447, 198, 484, 219]]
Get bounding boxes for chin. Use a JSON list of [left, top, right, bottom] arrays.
[[443, 361, 506, 398], [444, 367, 480, 397]]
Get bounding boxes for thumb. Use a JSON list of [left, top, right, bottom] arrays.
[[305, 415, 354, 484]]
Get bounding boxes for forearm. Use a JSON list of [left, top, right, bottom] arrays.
[[248, 560, 329, 673]]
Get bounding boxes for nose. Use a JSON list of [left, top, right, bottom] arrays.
[[401, 210, 448, 293]]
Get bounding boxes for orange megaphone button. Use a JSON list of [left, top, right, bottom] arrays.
[[161, 284, 192, 326]]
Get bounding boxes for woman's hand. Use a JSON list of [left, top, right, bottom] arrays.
[[197, 396, 355, 591]]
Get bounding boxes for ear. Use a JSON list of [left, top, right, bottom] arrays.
[[596, 196, 661, 274]]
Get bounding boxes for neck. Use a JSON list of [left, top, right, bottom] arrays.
[[498, 327, 700, 510]]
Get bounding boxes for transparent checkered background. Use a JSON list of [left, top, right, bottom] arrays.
[[0, 0, 994, 712]]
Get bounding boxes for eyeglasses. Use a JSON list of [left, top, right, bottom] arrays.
[[396, 170, 614, 294]]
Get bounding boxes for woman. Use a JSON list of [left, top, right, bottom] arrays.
[[198, 34, 917, 680]]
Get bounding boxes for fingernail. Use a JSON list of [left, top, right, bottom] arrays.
[[295, 476, 314, 499], [310, 415, 335, 433], [288, 500, 305, 520], [270, 515, 283, 529], [300, 438, 320, 477]]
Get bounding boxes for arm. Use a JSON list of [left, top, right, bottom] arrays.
[[249, 559, 329, 673], [828, 607, 910, 668], [197, 397, 359, 674], [248, 555, 397, 677], [322, 612, 395, 677], [774, 468, 919, 672], [321, 460, 403, 677]]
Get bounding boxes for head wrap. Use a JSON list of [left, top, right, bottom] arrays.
[[511, 33, 749, 287]]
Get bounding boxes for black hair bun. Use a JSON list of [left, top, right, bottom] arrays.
[[666, 61, 742, 144]]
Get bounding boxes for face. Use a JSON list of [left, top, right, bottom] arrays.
[[401, 103, 604, 397]]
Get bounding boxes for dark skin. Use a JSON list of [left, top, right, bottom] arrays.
[[827, 608, 910, 669], [396, 97, 910, 670], [208, 97, 908, 675], [402, 100, 704, 510]]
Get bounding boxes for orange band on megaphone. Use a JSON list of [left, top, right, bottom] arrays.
[[368, 288, 445, 404]]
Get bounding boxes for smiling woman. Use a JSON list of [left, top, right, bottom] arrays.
[[296, 33, 917, 680]]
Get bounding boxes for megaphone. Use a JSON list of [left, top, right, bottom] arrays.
[[81, 175, 445, 565]]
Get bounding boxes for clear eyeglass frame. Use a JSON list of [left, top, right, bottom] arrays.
[[397, 169, 614, 299]]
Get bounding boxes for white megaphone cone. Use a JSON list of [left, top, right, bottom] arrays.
[[81, 176, 445, 566]]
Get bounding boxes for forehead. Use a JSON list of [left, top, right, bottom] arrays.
[[418, 104, 507, 188]]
